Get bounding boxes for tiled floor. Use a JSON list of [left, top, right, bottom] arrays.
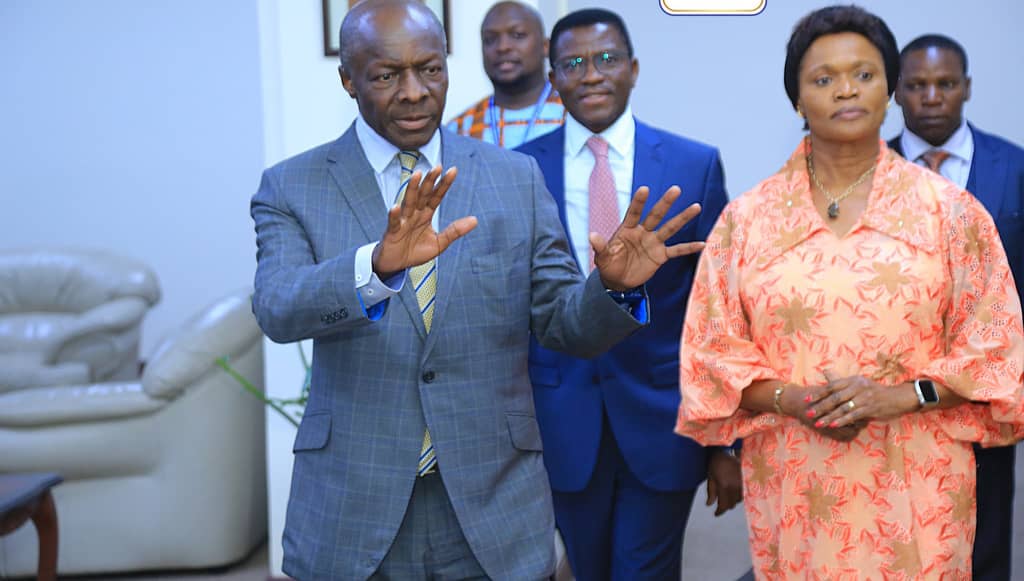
[[57, 445, 1024, 580]]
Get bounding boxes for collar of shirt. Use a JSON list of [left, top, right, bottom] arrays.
[[355, 114, 444, 230], [355, 114, 442, 174], [900, 120, 973, 190], [564, 105, 635, 162], [748, 140, 942, 268], [900, 120, 973, 166]]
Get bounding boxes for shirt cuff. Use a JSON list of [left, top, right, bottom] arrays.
[[355, 242, 406, 318], [605, 286, 649, 323], [717, 441, 742, 454]]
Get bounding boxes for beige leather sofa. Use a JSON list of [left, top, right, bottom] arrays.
[[0, 288, 267, 577], [0, 248, 161, 394]]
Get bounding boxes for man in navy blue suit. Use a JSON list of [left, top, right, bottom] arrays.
[[890, 33, 1024, 581], [516, 9, 741, 580]]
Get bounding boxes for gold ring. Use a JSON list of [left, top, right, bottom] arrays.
[[847, 400, 856, 410]]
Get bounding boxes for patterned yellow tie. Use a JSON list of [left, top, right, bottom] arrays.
[[395, 150, 439, 476]]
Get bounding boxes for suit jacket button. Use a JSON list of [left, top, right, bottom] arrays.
[[592, 374, 600, 384], [422, 371, 436, 383]]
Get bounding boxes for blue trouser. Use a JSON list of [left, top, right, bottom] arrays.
[[972, 443, 1017, 581], [553, 416, 697, 581]]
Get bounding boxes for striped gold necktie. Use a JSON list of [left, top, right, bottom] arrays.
[[396, 150, 439, 476]]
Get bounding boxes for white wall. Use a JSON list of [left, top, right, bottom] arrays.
[[0, 0, 266, 356], [569, 0, 1024, 195]]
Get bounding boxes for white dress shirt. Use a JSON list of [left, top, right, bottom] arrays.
[[353, 114, 443, 309], [563, 106, 635, 274], [900, 120, 974, 190]]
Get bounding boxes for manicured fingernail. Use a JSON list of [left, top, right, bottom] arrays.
[[804, 394, 812, 403], [829, 421, 839, 428], [806, 409, 816, 418], [814, 420, 824, 428]]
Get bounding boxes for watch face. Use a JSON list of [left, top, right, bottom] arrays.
[[918, 379, 939, 404]]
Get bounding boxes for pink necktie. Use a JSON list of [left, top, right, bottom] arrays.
[[586, 135, 619, 270], [921, 149, 951, 173]]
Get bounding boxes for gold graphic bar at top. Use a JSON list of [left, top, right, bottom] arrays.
[[661, 0, 766, 15]]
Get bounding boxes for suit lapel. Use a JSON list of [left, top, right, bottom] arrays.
[[527, 130, 578, 265], [326, 126, 390, 242], [326, 125, 428, 338], [423, 134, 479, 349], [538, 130, 569, 229], [632, 121, 664, 218], [888, 136, 905, 157], [967, 125, 1007, 217]]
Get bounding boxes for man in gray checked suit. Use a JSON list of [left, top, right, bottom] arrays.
[[250, 1, 705, 579]]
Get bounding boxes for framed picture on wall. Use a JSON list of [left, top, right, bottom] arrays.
[[323, 0, 451, 57]]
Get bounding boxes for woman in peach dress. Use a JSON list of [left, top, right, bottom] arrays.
[[675, 6, 1024, 580]]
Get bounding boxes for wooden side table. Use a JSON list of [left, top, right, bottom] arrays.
[[0, 473, 62, 581]]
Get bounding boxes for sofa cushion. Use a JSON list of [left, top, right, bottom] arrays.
[[0, 353, 90, 395], [0, 382, 164, 427], [0, 313, 77, 352]]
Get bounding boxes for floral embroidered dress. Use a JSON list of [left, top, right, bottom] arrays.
[[675, 139, 1024, 580]]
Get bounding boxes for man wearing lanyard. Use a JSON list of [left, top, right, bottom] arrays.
[[889, 33, 1024, 581], [516, 8, 741, 580], [447, 1, 565, 149]]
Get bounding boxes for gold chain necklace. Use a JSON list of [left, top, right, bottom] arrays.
[[806, 153, 877, 219]]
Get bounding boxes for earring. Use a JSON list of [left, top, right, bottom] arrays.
[[796, 106, 804, 118]]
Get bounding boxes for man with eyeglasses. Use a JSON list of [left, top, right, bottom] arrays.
[[446, 1, 565, 148], [516, 8, 740, 580]]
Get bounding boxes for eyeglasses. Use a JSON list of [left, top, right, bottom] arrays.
[[553, 51, 629, 80]]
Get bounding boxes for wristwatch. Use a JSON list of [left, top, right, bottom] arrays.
[[914, 378, 939, 407]]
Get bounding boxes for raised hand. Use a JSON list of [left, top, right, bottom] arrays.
[[371, 166, 478, 279], [592, 186, 704, 291]]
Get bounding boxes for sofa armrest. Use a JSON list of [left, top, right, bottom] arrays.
[[0, 382, 164, 427], [142, 290, 260, 399]]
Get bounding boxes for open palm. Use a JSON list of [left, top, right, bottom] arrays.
[[372, 166, 478, 279], [593, 186, 704, 290]]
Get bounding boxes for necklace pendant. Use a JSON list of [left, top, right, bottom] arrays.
[[827, 201, 840, 219]]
